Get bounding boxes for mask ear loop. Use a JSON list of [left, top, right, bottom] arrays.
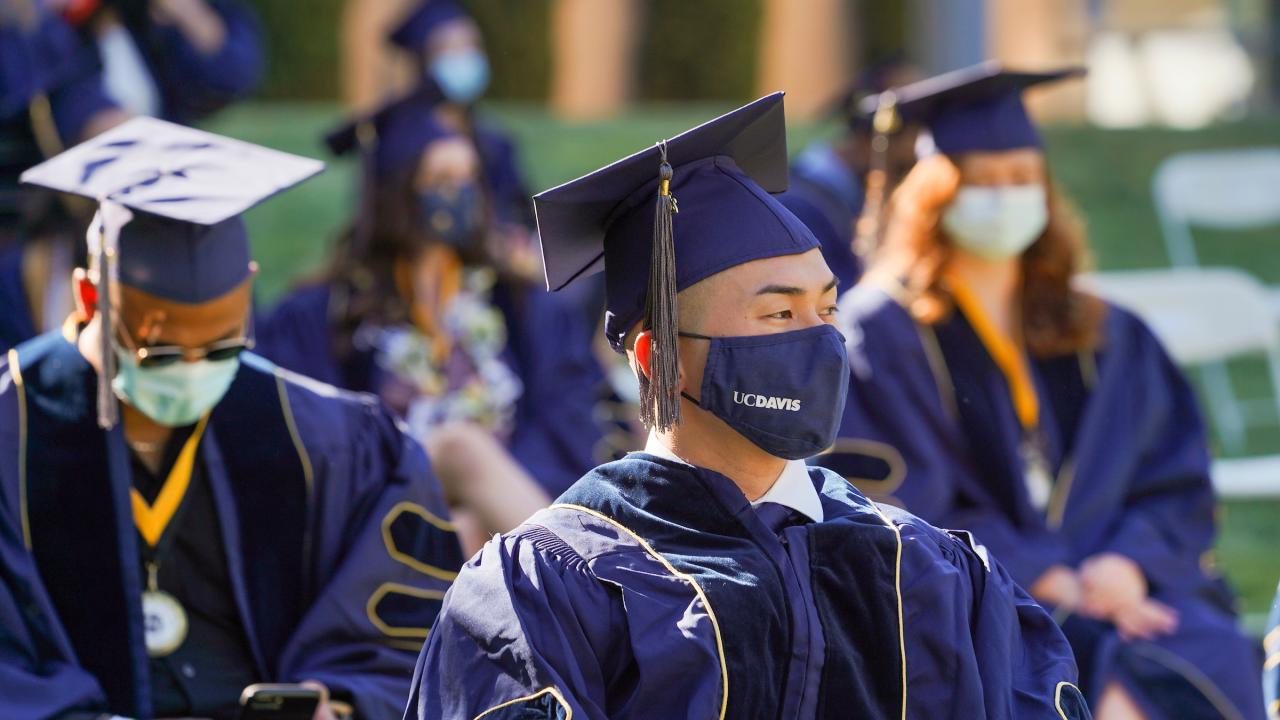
[[673, 331, 711, 406]]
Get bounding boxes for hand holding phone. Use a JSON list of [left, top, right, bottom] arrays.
[[236, 683, 322, 720]]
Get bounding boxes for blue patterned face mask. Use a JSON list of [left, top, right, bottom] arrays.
[[430, 48, 490, 105], [113, 348, 239, 427], [420, 182, 485, 248], [679, 324, 850, 460]]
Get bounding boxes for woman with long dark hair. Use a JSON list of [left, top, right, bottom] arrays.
[[815, 64, 1263, 719], [257, 85, 609, 553]]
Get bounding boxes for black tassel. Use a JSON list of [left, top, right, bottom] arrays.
[[96, 216, 118, 430], [640, 141, 681, 431]]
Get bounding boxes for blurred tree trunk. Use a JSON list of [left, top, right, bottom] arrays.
[[340, 0, 417, 112], [987, 0, 1089, 121], [757, 0, 854, 120], [549, 0, 639, 120]]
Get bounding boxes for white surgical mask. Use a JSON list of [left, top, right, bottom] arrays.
[[942, 184, 1049, 260], [112, 348, 239, 427]]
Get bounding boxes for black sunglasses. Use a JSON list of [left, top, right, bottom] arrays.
[[117, 333, 254, 369], [135, 337, 254, 368]]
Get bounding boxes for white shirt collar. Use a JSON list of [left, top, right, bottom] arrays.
[[642, 435, 825, 523]]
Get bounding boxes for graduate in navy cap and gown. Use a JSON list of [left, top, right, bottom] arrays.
[[405, 93, 1090, 720], [814, 62, 1265, 720], [387, 0, 531, 230], [0, 117, 463, 720], [257, 85, 607, 546], [1, 0, 127, 353]]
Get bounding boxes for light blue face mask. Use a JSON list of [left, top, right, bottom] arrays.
[[430, 48, 490, 104], [113, 348, 240, 427]]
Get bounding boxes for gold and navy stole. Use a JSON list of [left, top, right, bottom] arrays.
[[11, 337, 309, 717], [559, 457, 904, 719], [931, 307, 1091, 525]]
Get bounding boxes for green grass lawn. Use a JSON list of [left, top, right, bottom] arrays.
[[203, 101, 1280, 618]]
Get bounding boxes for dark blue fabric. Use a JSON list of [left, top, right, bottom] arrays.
[[472, 117, 533, 228], [388, 0, 468, 52], [861, 63, 1080, 156], [407, 455, 1087, 718], [257, 281, 608, 496], [791, 141, 866, 219], [1, 3, 116, 223], [778, 171, 861, 292], [325, 81, 452, 179], [926, 91, 1040, 155], [117, 212, 250, 302], [684, 324, 849, 460], [0, 4, 107, 130], [0, 334, 463, 719], [123, 0, 263, 125], [822, 284, 1265, 719], [0, 241, 35, 354], [533, 94, 795, 338], [601, 155, 818, 351]]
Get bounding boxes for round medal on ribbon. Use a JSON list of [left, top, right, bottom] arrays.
[[142, 589, 189, 658]]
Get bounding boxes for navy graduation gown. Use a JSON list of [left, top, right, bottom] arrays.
[[257, 281, 609, 497], [119, 0, 263, 124], [0, 332, 463, 719], [820, 283, 1264, 719], [0, 241, 35, 354], [406, 454, 1089, 719], [777, 178, 861, 293], [471, 116, 534, 229]]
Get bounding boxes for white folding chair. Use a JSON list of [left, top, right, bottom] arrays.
[[1082, 268, 1280, 498], [1151, 149, 1280, 452]]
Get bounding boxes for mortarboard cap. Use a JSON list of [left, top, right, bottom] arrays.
[[388, 0, 469, 52], [20, 115, 322, 427], [324, 81, 452, 180], [859, 61, 1084, 155], [534, 92, 817, 429]]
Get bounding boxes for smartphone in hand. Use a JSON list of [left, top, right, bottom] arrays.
[[236, 683, 322, 720]]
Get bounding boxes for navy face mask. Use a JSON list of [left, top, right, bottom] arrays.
[[420, 182, 484, 248], [679, 323, 850, 460]]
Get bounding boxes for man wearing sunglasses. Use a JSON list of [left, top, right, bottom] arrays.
[[0, 117, 464, 720]]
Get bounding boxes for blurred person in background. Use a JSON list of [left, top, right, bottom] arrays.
[[777, 56, 921, 291], [388, 0, 532, 233], [53, 0, 262, 123], [816, 62, 1264, 720], [1, 0, 126, 352], [4, 0, 262, 355], [257, 84, 608, 554], [2, 119, 462, 720]]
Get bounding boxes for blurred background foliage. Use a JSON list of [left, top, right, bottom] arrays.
[[638, 0, 763, 100], [243, 0, 766, 102]]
